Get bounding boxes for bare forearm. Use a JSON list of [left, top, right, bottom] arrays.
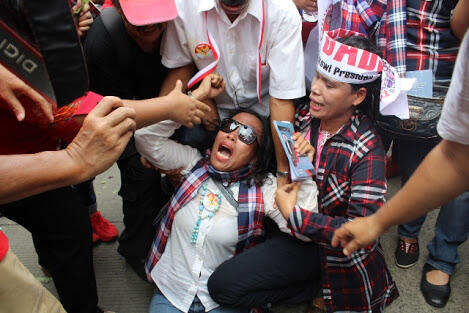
[[270, 97, 295, 172], [375, 139, 469, 231], [0, 151, 83, 204], [123, 96, 172, 128], [123, 64, 198, 128], [451, 0, 469, 40], [1, 97, 136, 205]]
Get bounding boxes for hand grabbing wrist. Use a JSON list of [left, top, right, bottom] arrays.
[[190, 89, 207, 101]]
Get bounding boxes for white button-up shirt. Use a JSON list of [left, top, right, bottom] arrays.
[[135, 121, 318, 313], [161, 0, 305, 118]]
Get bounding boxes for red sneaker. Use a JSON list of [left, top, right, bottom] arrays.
[[90, 212, 118, 242], [92, 232, 100, 243]]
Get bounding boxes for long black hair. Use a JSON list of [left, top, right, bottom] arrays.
[[336, 35, 382, 120], [228, 110, 275, 187]]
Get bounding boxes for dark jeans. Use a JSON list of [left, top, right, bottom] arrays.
[[117, 152, 168, 259], [395, 139, 438, 237], [0, 186, 98, 313], [393, 139, 469, 274], [74, 179, 98, 214], [208, 225, 322, 308]]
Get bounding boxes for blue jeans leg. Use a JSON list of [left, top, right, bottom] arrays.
[[149, 289, 183, 313], [396, 139, 438, 238], [426, 191, 469, 275], [149, 289, 247, 313]]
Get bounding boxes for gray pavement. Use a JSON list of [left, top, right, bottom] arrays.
[[1, 164, 468, 313]]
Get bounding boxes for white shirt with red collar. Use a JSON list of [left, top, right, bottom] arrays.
[[161, 0, 305, 118]]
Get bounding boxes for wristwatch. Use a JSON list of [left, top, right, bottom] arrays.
[[276, 170, 290, 178]]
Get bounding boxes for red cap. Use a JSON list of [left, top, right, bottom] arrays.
[[119, 0, 178, 26]]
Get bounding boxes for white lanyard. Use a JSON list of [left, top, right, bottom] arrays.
[[187, 1, 265, 104]]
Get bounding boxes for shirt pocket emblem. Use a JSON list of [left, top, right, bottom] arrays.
[[194, 43, 212, 59]]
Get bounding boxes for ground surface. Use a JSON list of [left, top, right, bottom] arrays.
[[2, 165, 468, 313]]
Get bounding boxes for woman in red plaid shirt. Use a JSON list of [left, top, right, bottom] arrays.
[[279, 32, 400, 313]]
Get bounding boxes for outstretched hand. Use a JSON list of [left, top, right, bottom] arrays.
[[331, 214, 384, 256], [275, 182, 301, 219], [66, 96, 136, 179], [166, 80, 211, 128], [0, 63, 54, 123]]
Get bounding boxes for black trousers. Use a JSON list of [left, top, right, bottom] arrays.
[[116, 150, 169, 259], [0, 186, 98, 313], [208, 223, 322, 308]]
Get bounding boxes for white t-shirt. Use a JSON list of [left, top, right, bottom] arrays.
[[161, 0, 305, 118], [437, 30, 469, 145]]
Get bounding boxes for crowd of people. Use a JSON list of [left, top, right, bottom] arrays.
[[0, 0, 468, 313]]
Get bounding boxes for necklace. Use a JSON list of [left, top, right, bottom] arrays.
[[318, 122, 343, 147], [318, 129, 332, 148], [190, 181, 222, 244]]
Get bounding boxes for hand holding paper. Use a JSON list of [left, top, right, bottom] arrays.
[[273, 120, 315, 181]]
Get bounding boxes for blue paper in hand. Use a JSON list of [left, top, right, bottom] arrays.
[[273, 120, 315, 181]]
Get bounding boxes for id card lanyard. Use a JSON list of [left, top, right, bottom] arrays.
[[187, 0, 265, 105]]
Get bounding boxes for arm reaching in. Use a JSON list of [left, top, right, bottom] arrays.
[[332, 139, 469, 256], [0, 97, 135, 204], [124, 80, 211, 128]]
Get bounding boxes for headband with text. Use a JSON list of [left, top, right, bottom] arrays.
[[317, 29, 411, 119]]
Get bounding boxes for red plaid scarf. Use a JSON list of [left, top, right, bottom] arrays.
[[145, 158, 265, 281]]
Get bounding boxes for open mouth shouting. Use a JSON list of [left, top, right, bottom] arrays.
[[216, 141, 234, 162], [310, 99, 324, 112]]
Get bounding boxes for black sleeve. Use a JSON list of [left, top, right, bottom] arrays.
[[83, 17, 133, 99]]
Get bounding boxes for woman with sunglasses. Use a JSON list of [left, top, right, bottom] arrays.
[[134, 74, 319, 313], [208, 31, 400, 312]]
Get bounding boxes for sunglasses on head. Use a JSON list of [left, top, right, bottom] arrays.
[[219, 118, 258, 145]]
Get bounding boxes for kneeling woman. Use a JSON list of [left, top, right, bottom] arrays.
[[134, 79, 319, 313], [208, 30, 400, 312]]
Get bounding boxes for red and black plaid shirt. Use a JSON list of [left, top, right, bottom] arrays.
[[404, 0, 459, 85], [289, 112, 398, 312], [373, 0, 459, 83]]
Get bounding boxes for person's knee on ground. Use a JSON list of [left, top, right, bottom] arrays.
[[208, 265, 244, 307]]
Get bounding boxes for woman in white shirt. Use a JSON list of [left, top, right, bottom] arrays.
[[135, 76, 318, 313]]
